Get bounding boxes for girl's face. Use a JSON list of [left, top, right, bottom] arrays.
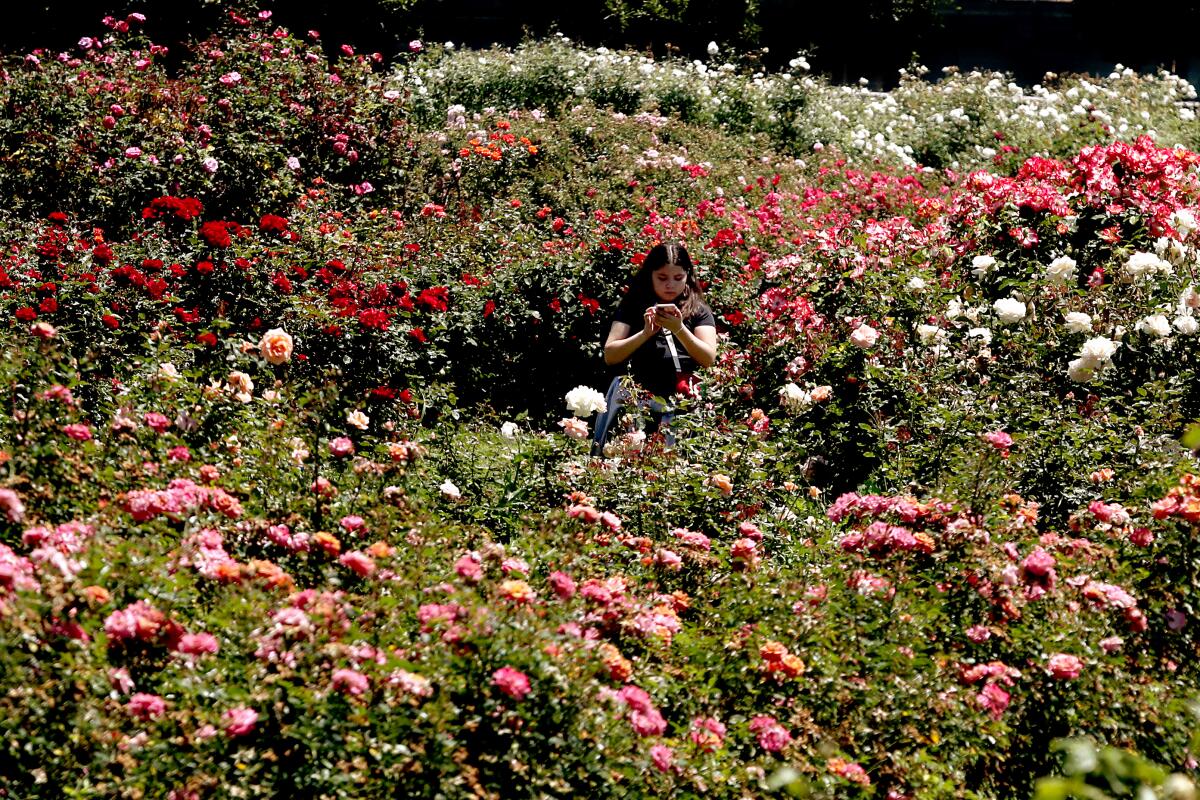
[[652, 263, 688, 303]]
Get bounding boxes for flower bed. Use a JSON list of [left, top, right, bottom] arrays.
[[0, 10, 1198, 800]]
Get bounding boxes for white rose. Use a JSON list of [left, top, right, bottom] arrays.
[[906, 276, 927, 292], [346, 410, 369, 430], [779, 383, 812, 414], [849, 324, 879, 349], [1079, 336, 1119, 363], [1136, 313, 1172, 338], [947, 298, 964, 320], [1180, 285, 1200, 310], [1174, 315, 1199, 335], [916, 324, 941, 345], [500, 421, 520, 439], [440, 480, 462, 500], [971, 255, 998, 278], [1045, 255, 1077, 286], [1067, 357, 1096, 382], [1063, 312, 1093, 333], [1123, 251, 1170, 281], [1156, 236, 1188, 266], [1171, 208, 1198, 237], [993, 298, 1027, 324], [967, 327, 993, 346], [564, 385, 607, 417]]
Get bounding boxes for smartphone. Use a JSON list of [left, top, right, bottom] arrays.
[[654, 303, 679, 314]]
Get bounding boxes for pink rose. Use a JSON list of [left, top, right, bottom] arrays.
[[976, 682, 1010, 719], [492, 666, 531, 701], [650, 744, 674, 772], [455, 553, 484, 583], [629, 707, 667, 736], [127, 693, 167, 720], [1047, 653, 1083, 680], [339, 550, 376, 577], [849, 323, 879, 349], [689, 716, 726, 752], [176, 632, 219, 656], [558, 417, 588, 439], [332, 668, 370, 695], [982, 430, 1013, 455], [329, 437, 355, 457], [749, 715, 793, 752], [965, 625, 992, 643], [63, 423, 93, 441], [548, 571, 576, 599], [0, 488, 25, 523], [222, 706, 258, 737]]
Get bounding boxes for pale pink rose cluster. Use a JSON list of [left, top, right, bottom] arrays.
[[0, 543, 39, 594], [567, 501, 622, 532], [749, 715, 793, 752], [124, 479, 243, 522], [617, 684, 667, 735], [179, 528, 239, 582], [265, 523, 310, 553], [22, 521, 94, 554]]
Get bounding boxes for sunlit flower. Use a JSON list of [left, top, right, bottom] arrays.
[[992, 298, 1026, 324], [1136, 313, 1171, 338], [565, 385, 607, 417], [1063, 312, 1093, 333], [849, 323, 878, 349], [259, 328, 294, 365], [558, 417, 588, 439], [1045, 255, 1077, 286]]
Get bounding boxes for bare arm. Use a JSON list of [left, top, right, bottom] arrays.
[[654, 306, 717, 367], [670, 324, 717, 368], [604, 311, 658, 366]]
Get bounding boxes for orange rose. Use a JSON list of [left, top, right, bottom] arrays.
[[259, 327, 294, 365]]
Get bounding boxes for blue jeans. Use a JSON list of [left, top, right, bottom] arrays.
[[590, 376, 674, 456]]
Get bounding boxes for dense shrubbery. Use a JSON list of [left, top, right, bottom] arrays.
[[1, 9, 1199, 800]]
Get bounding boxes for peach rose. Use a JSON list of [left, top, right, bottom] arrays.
[[710, 473, 734, 495], [259, 327, 294, 365]]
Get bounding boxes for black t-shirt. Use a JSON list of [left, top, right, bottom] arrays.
[[612, 302, 716, 398]]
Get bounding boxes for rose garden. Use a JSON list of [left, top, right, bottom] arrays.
[[0, 8, 1199, 799]]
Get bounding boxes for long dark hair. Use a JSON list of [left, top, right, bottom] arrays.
[[618, 242, 707, 318]]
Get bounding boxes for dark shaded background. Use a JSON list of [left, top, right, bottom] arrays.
[[4, 0, 1199, 88]]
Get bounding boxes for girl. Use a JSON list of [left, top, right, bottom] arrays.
[[592, 243, 718, 452]]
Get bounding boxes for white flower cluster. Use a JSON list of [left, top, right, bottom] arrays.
[[779, 383, 832, 415], [1122, 251, 1173, 282], [565, 385, 607, 417], [1068, 337, 1120, 382], [391, 39, 1198, 173]]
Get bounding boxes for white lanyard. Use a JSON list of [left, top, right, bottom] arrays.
[[663, 330, 683, 371]]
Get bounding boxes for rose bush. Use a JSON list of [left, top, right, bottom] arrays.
[[0, 8, 1198, 800]]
